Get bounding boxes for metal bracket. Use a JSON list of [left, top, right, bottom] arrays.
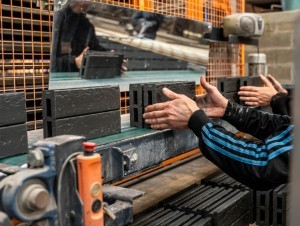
[[203, 27, 259, 45]]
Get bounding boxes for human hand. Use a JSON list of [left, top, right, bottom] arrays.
[[143, 88, 199, 130], [75, 47, 89, 69], [267, 74, 288, 94], [238, 74, 277, 106], [195, 76, 228, 118]]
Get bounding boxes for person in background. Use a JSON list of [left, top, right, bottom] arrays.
[[143, 76, 292, 190], [238, 74, 292, 116], [55, 2, 106, 72], [130, 11, 164, 40]]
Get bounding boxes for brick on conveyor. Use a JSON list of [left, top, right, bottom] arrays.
[[43, 110, 121, 139], [0, 124, 28, 158], [217, 77, 241, 93], [223, 92, 240, 104], [0, 92, 26, 127], [143, 81, 195, 106], [240, 77, 252, 87], [130, 106, 144, 128], [129, 83, 144, 107], [240, 76, 264, 87], [42, 86, 120, 119], [273, 184, 289, 226], [256, 189, 273, 226]]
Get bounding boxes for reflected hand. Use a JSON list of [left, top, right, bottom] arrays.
[[143, 88, 199, 130], [238, 74, 277, 106], [75, 47, 89, 69], [195, 76, 228, 118], [267, 74, 288, 94]]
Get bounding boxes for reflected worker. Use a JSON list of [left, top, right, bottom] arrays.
[[55, 1, 106, 72]]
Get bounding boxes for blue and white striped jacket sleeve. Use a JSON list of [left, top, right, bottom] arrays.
[[188, 109, 293, 191]]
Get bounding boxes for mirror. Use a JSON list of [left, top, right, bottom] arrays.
[[50, 0, 209, 91]]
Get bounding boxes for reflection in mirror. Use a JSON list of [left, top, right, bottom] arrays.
[[50, 0, 209, 91]]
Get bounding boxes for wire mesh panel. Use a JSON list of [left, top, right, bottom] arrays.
[[0, 0, 53, 130]]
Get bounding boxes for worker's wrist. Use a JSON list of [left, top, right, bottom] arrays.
[[221, 101, 236, 120], [188, 109, 211, 134]]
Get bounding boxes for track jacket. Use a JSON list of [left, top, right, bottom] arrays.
[[188, 101, 293, 190]]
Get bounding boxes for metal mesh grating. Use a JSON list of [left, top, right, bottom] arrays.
[[0, 0, 53, 130]]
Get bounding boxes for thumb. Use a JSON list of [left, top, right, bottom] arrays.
[[162, 88, 181, 100], [259, 74, 272, 87], [200, 76, 214, 93]]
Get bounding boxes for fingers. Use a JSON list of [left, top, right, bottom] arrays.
[[200, 76, 214, 92], [259, 74, 272, 87], [239, 96, 258, 102], [244, 101, 259, 106], [150, 123, 169, 130], [238, 90, 259, 97], [162, 88, 181, 100], [143, 110, 166, 119], [239, 86, 259, 92], [145, 102, 168, 112]]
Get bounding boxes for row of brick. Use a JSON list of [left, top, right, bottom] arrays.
[[42, 86, 121, 140], [202, 171, 289, 226], [0, 93, 28, 158], [131, 176, 251, 226], [217, 76, 264, 104]]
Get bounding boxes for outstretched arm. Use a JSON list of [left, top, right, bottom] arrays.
[[197, 77, 291, 140], [188, 109, 292, 190]]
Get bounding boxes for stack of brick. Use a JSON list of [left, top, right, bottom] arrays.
[[202, 170, 256, 224], [217, 76, 264, 105], [201, 171, 289, 226], [0, 92, 28, 158], [42, 86, 121, 140], [129, 81, 195, 128], [131, 180, 251, 226], [80, 51, 124, 79]]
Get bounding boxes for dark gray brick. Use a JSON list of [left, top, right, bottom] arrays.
[[130, 106, 144, 128], [129, 83, 144, 107], [0, 124, 28, 158], [217, 77, 241, 93], [42, 86, 120, 119], [273, 184, 289, 226], [256, 189, 273, 226], [44, 110, 121, 139], [0, 92, 26, 127], [223, 92, 240, 104], [143, 81, 195, 106]]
